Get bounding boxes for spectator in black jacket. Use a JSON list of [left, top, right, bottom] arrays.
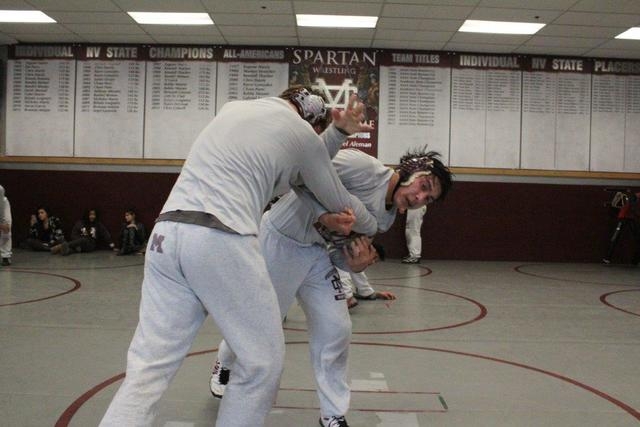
[[117, 208, 146, 255], [20, 207, 65, 251], [51, 209, 114, 256]]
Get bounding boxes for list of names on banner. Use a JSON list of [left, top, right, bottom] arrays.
[[521, 58, 591, 170], [6, 45, 76, 156], [144, 47, 217, 159], [216, 49, 289, 112], [450, 55, 522, 168], [591, 60, 640, 172], [75, 46, 145, 158], [378, 52, 450, 164], [4, 44, 640, 174]]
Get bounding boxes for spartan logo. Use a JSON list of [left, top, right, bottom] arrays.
[[149, 233, 165, 253], [312, 78, 358, 109]]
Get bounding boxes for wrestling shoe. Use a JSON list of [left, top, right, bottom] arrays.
[[319, 415, 349, 427], [401, 256, 420, 264], [1, 258, 10, 266], [209, 359, 230, 399]]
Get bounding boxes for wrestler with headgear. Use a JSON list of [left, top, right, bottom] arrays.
[[100, 86, 375, 427], [210, 145, 452, 427]]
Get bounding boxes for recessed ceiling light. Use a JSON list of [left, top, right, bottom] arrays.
[[0, 10, 55, 23], [459, 19, 545, 35], [296, 14, 378, 28], [615, 27, 640, 40], [128, 12, 214, 25]]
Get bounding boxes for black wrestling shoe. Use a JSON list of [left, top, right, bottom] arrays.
[[319, 415, 349, 427]]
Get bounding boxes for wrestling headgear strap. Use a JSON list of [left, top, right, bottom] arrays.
[[397, 155, 435, 187], [290, 88, 327, 125]]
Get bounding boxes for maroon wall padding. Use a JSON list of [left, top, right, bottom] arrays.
[[1, 169, 178, 249], [0, 169, 635, 262]]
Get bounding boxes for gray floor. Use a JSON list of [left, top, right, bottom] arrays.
[[1, 250, 639, 427]]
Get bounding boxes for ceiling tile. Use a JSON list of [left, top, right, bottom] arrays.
[[0, 32, 18, 43], [141, 24, 221, 36], [211, 13, 294, 26], [468, 7, 561, 22], [28, 0, 121, 12], [225, 36, 298, 45], [12, 33, 85, 42], [537, 24, 626, 38], [63, 23, 145, 35], [444, 42, 519, 53], [201, 0, 293, 14], [0, 23, 73, 34], [585, 47, 640, 59], [150, 34, 226, 44], [571, 0, 640, 14], [294, 1, 381, 15], [44, 11, 135, 24], [0, 0, 35, 9], [298, 38, 372, 48], [513, 45, 590, 55], [385, 0, 478, 4], [596, 38, 640, 50], [218, 25, 296, 37], [553, 11, 640, 27], [479, 0, 575, 10], [377, 17, 462, 32], [373, 39, 447, 50], [297, 27, 374, 39], [111, 0, 206, 12], [525, 35, 608, 48], [82, 33, 156, 43], [381, 4, 473, 19], [376, 17, 422, 30], [374, 29, 453, 42], [449, 32, 531, 45]]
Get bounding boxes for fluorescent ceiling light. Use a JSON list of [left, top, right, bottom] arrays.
[[297, 14, 377, 28], [616, 27, 640, 39], [0, 10, 55, 23], [459, 19, 545, 35], [128, 12, 213, 25]]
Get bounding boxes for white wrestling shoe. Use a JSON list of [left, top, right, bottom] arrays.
[[209, 359, 230, 399]]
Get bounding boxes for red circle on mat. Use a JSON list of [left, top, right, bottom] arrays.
[[600, 289, 640, 317], [284, 284, 487, 335], [0, 269, 81, 307], [55, 341, 640, 426]]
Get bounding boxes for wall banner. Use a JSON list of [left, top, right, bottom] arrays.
[[287, 47, 379, 156]]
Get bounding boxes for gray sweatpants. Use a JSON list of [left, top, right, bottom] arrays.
[[218, 216, 352, 417], [100, 221, 285, 427]]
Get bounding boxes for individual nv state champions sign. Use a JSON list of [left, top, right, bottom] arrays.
[[287, 48, 379, 157], [6, 44, 77, 156]]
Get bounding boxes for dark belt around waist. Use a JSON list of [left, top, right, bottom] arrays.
[[156, 210, 238, 234]]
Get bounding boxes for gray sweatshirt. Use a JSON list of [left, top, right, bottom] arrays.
[[266, 149, 397, 246], [161, 97, 378, 236]]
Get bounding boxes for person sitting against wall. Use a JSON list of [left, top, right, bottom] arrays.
[[20, 207, 65, 251], [51, 208, 114, 256], [116, 208, 146, 255]]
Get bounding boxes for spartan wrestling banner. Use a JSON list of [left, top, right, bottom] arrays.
[[287, 48, 379, 157]]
